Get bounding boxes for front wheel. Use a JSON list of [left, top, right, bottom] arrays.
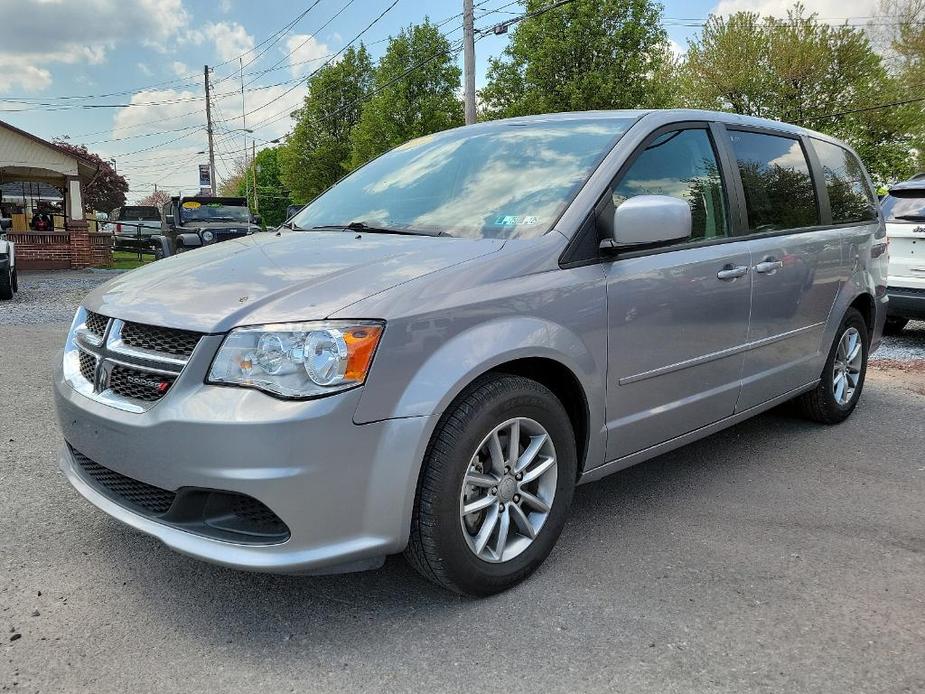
[[405, 374, 577, 596], [796, 308, 868, 424]]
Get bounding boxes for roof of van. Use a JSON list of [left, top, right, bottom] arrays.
[[475, 109, 841, 143]]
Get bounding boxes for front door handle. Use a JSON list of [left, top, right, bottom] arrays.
[[754, 259, 784, 274], [717, 264, 749, 280]]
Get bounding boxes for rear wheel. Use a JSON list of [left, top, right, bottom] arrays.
[[405, 374, 577, 596], [796, 308, 868, 424], [883, 317, 908, 336]]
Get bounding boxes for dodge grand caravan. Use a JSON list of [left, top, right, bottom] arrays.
[[54, 110, 887, 596]]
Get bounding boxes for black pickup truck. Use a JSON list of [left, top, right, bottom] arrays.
[[154, 196, 261, 259]]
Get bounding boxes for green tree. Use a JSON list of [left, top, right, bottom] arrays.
[[350, 21, 463, 167], [681, 4, 924, 181], [479, 0, 674, 119], [878, 0, 925, 172], [230, 147, 289, 228], [279, 46, 373, 203]]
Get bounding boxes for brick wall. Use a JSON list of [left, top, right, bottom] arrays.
[[8, 232, 71, 270], [8, 230, 113, 270]]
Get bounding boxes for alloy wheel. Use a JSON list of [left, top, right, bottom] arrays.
[[832, 326, 863, 406], [458, 417, 558, 563]]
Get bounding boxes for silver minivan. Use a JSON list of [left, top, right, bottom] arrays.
[[54, 110, 888, 595]]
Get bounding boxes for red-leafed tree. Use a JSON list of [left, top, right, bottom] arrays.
[[136, 189, 171, 207], [53, 140, 129, 213]]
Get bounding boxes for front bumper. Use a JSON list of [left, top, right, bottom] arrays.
[[886, 285, 925, 320], [54, 356, 433, 574]]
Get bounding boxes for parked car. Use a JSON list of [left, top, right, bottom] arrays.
[[54, 110, 887, 596], [153, 196, 260, 259], [880, 178, 925, 333], [108, 206, 162, 254], [0, 216, 15, 300]]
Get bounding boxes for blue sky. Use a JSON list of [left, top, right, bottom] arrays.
[[0, 0, 874, 201]]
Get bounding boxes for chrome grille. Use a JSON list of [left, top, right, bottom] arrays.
[[78, 350, 96, 383], [64, 308, 204, 412], [120, 321, 201, 358], [84, 311, 109, 338], [108, 364, 176, 402]]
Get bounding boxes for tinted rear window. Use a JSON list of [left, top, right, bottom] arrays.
[[882, 191, 925, 222], [118, 206, 159, 220], [728, 130, 819, 232], [811, 139, 877, 224]]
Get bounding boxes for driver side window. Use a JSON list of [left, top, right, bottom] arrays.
[[612, 128, 729, 241]]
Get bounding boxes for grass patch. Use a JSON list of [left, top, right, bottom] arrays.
[[110, 250, 155, 270]]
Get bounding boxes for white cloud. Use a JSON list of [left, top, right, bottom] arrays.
[[111, 89, 204, 139], [204, 21, 255, 64], [712, 0, 879, 20], [219, 0, 232, 12], [284, 34, 331, 77], [171, 61, 189, 78], [0, 0, 192, 93], [137, 62, 153, 77], [668, 38, 686, 60]]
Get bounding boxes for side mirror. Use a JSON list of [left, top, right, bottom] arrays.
[[252, 214, 262, 226], [609, 195, 691, 247], [165, 214, 174, 226], [0, 218, 10, 231]]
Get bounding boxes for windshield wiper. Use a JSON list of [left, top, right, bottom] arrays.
[[311, 221, 452, 237]]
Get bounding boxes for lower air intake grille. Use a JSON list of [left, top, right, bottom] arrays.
[[888, 286, 925, 296], [67, 446, 290, 543], [71, 447, 176, 515]]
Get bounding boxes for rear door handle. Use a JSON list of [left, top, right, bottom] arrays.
[[754, 259, 784, 274], [717, 264, 749, 280]]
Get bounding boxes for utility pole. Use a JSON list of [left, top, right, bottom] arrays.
[[251, 140, 258, 214], [203, 65, 217, 196], [240, 57, 249, 207], [463, 0, 476, 125]]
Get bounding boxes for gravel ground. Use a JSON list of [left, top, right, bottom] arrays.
[[871, 320, 925, 363], [1, 270, 923, 693], [0, 270, 121, 326]]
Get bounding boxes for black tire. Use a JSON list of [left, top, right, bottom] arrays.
[[0, 264, 12, 300], [796, 307, 868, 424], [153, 246, 165, 261], [405, 374, 577, 596], [883, 317, 908, 336]]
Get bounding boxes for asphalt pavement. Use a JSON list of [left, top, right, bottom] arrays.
[[1, 271, 923, 693]]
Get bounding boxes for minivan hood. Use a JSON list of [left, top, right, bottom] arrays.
[[86, 231, 504, 332]]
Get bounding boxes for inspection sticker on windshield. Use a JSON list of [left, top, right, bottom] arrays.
[[494, 215, 537, 226]]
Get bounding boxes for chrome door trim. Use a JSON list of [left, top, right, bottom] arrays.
[[618, 322, 825, 385]]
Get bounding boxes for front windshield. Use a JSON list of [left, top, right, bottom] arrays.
[[180, 202, 250, 223], [292, 117, 635, 239], [882, 191, 925, 222]]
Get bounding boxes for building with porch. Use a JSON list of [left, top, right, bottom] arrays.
[[0, 119, 111, 269]]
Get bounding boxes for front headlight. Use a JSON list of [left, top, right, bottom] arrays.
[[201, 230, 215, 242], [207, 321, 384, 398]]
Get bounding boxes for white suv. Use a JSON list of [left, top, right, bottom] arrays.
[[882, 177, 925, 334]]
